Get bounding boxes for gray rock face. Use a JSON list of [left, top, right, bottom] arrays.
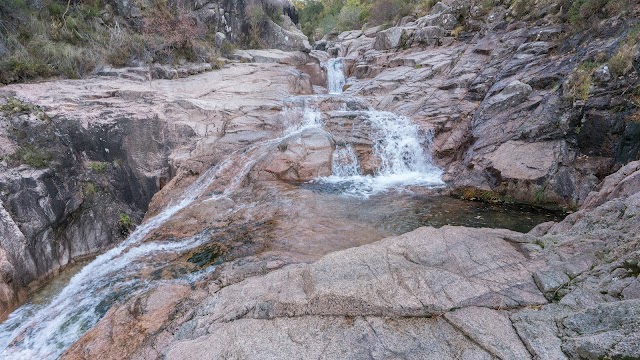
[[314, 3, 639, 208], [417, 12, 458, 30], [484, 80, 533, 113], [414, 26, 446, 46], [261, 19, 312, 52], [373, 27, 406, 50], [161, 226, 545, 359]]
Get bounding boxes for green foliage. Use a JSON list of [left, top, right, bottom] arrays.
[[83, 182, 98, 197], [534, 186, 547, 205], [295, 0, 325, 38], [88, 161, 108, 173], [368, 0, 412, 26], [294, 0, 417, 38], [337, 1, 366, 30], [10, 144, 52, 168], [566, 0, 632, 27], [117, 213, 133, 235], [0, 97, 34, 114], [566, 61, 598, 101]]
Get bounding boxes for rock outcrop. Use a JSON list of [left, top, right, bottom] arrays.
[[106, 0, 310, 52], [319, 0, 640, 208], [2, 0, 640, 358], [61, 161, 640, 360], [0, 60, 314, 316]]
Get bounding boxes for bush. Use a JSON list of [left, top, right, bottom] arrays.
[[0, 97, 34, 114], [609, 43, 636, 77], [337, 3, 365, 31], [10, 144, 52, 168], [143, 4, 206, 63], [566, 61, 598, 100], [83, 182, 97, 197], [117, 213, 134, 235], [88, 161, 108, 173], [566, 0, 632, 27], [106, 24, 145, 67], [369, 0, 413, 26], [295, 0, 325, 38]]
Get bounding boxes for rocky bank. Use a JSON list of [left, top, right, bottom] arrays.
[[0, 0, 639, 358], [60, 162, 640, 360]]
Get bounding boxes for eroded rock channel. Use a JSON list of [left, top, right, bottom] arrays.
[[0, 1, 639, 359]]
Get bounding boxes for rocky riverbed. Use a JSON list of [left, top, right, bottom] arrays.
[[0, 0, 639, 358]]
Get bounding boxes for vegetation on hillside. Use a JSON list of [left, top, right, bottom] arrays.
[[293, 0, 637, 40], [0, 0, 212, 84], [0, 0, 289, 84], [293, 0, 434, 39]]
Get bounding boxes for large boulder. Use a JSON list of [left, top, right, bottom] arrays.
[[373, 27, 406, 50], [250, 128, 334, 182], [262, 18, 312, 52], [414, 26, 446, 46]]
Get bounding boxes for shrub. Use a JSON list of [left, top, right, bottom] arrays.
[[295, 0, 325, 38], [88, 161, 108, 173], [566, 61, 598, 101], [566, 0, 632, 27], [143, 4, 206, 63], [106, 23, 145, 67], [337, 2, 365, 31], [10, 144, 52, 168], [0, 49, 53, 84], [117, 213, 134, 235], [83, 182, 97, 197], [609, 43, 636, 77], [0, 97, 34, 113], [245, 4, 268, 48], [369, 0, 413, 26]]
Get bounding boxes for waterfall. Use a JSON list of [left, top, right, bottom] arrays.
[[0, 104, 325, 360], [332, 145, 360, 177], [317, 111, 444, 197], [368, 111, 440, 176], [0, 174, 217, 358], [326, 58, 346, 95], [0, 58, 445, 358]]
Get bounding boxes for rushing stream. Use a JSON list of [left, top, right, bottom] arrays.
[[0, 58, 563, 359]]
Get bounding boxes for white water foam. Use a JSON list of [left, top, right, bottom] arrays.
[[317, 111, 444, 197], [326, 58, 346, 95], [332, 145, 360, 177], [0, 103, 326, 359]]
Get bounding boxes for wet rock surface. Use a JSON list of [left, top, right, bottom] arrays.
[[0, 61, 314, 316], [2, 0, 640, 358], [62, 161, 640, 360]]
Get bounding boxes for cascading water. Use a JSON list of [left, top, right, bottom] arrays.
[[0, 57, 445, 359], [316, 110, 444, 197], [0, 104, 324, 360], [331, 145, 360, 177], [317, 58, 444, 196], [326, 58, 346, 95]]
